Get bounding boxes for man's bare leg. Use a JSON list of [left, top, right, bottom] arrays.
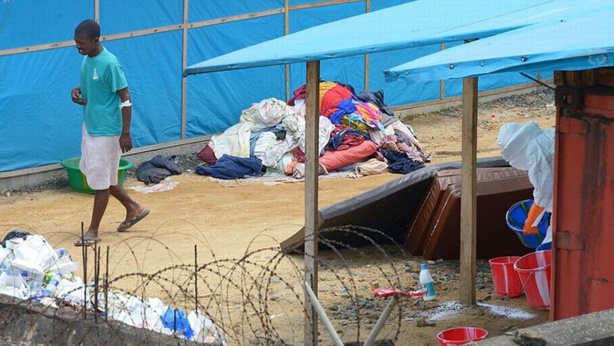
[[76, 188, 109, 245], [111, 185, 149, 231]]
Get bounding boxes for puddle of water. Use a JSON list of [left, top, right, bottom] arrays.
[[477, 302, 535, 319], [420, 301, 535, 321]]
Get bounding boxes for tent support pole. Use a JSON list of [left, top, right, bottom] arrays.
[[304, 60, 321, 346], [460, 76, 478, 305], [180, 0, 189, 139]]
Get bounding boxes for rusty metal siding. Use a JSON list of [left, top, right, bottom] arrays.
[[552, 87, 614, 321]]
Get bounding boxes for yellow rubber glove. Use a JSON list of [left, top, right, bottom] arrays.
[[523, 203, 545, 235]]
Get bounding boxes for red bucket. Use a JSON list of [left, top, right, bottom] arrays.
[[436, 327, 488, 345], [489, 256, 523, 298], [514, 250, 552, 310]]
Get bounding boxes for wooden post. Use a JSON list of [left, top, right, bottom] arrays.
[[180, 0, 189, 139], [94, 0, 99, 23], [284, 0, 291, 101], [304, 60, 321, 346], [363, 0, 371, 92], [460, 76, 478, 305]]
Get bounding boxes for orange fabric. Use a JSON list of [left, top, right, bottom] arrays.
[[319, 140, 378, 172], [523, 203, 545, 235]]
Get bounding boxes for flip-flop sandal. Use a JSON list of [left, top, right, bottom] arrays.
[[74, 237, 101, 247], [117, 208, 150, 232]]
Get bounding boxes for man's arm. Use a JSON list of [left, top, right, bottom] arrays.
[[117, 87, 132, 153]]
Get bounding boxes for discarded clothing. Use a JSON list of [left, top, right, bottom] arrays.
[[355, 89, 397, 126], [195, 155, 263, 180], [382, 150, 425, 174], [327, 125, 370, 151], [136, 155, 183, 185]]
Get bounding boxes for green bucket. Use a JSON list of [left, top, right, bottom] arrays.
[[60, 157, 133, 194]]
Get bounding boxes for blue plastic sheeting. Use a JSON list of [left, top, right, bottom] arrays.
[[0, 48, 82, 170], [189, 0, 281, 22], [100, 1, 183, 35], [184, 0, 594, 75], [186, 16, 287, 138], [384, 7, 614, 82], [0, 0, 91, 50]]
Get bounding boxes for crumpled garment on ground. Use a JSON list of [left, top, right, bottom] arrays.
[[136, 155, 183, 185], [354, 158, 389, 176], [382, 150, 425, 174], [195, 154, 263, 180], [128, 177, 179, 194], [240, 98, 296, 132], [355, 89, 397, 126]]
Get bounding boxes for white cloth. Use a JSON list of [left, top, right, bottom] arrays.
[[239, 98, 295, 132], [210, 122, 252, 158], [80, 124, 121, 190]]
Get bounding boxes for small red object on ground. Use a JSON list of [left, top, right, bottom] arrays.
[[372, 288, 424, 298]]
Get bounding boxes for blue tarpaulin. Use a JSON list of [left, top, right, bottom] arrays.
[[384, 6, 614, 82], [185, 0, 608, 75]]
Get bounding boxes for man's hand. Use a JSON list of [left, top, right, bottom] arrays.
[[71, 87, 87, 105], [523, 203, 545, 235], [119, 133, 133, 153]]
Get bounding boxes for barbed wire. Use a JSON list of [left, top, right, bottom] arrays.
[[0, 223, 432, 346]]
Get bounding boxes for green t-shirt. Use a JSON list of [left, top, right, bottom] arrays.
[[80, 48, 128, 136]]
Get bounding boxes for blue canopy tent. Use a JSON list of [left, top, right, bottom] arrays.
[[383, 5, 614, 324], [384, 8, 614, 82], [183, 0, 614, 342], [184, 0, 607, 75]]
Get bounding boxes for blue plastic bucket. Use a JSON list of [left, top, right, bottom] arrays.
[[506, 199, 550, 248]]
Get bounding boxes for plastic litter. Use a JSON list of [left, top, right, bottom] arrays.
[[0, 233, 227, 345]]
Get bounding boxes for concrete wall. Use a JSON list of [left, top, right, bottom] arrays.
[[0, 294, 219, 345], [476, 308, 614, 345], [0, 138, 209, 193]]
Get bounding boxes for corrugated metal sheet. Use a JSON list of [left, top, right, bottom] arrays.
[[552, 88, 614, 320]]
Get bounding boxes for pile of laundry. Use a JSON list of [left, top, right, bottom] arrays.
[[0, 231, 226, 345], [196, 81, 429, 180]]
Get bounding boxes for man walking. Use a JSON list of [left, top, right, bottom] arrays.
[[71, 19, 149, 246]]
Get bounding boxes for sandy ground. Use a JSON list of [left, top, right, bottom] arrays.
[[0, 90, 557, 345]]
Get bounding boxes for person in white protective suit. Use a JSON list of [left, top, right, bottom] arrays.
[[497, 120, 555, 248]]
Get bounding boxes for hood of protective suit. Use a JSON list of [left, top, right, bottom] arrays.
[[498, 121, 544, 170]]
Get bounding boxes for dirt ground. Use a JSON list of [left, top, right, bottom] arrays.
[[0, 90, 557, 345]]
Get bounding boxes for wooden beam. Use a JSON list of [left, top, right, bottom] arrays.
[[94, 0, 99, 24], [363, 0, 371, 92], [284, 0, 291, 101], [460, 76, 478, 305], [180, 0, 189, 140], [304, 60, 321, 346]]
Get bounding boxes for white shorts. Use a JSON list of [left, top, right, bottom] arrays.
[[79, 124, 121, 190]]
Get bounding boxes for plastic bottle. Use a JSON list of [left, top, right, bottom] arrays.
[[419, 263, 436, 301], [32, 274, 61, 301], [42, 274, 61, 296]]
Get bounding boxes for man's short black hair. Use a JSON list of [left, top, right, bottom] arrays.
[[75, 19, 100, 39]]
